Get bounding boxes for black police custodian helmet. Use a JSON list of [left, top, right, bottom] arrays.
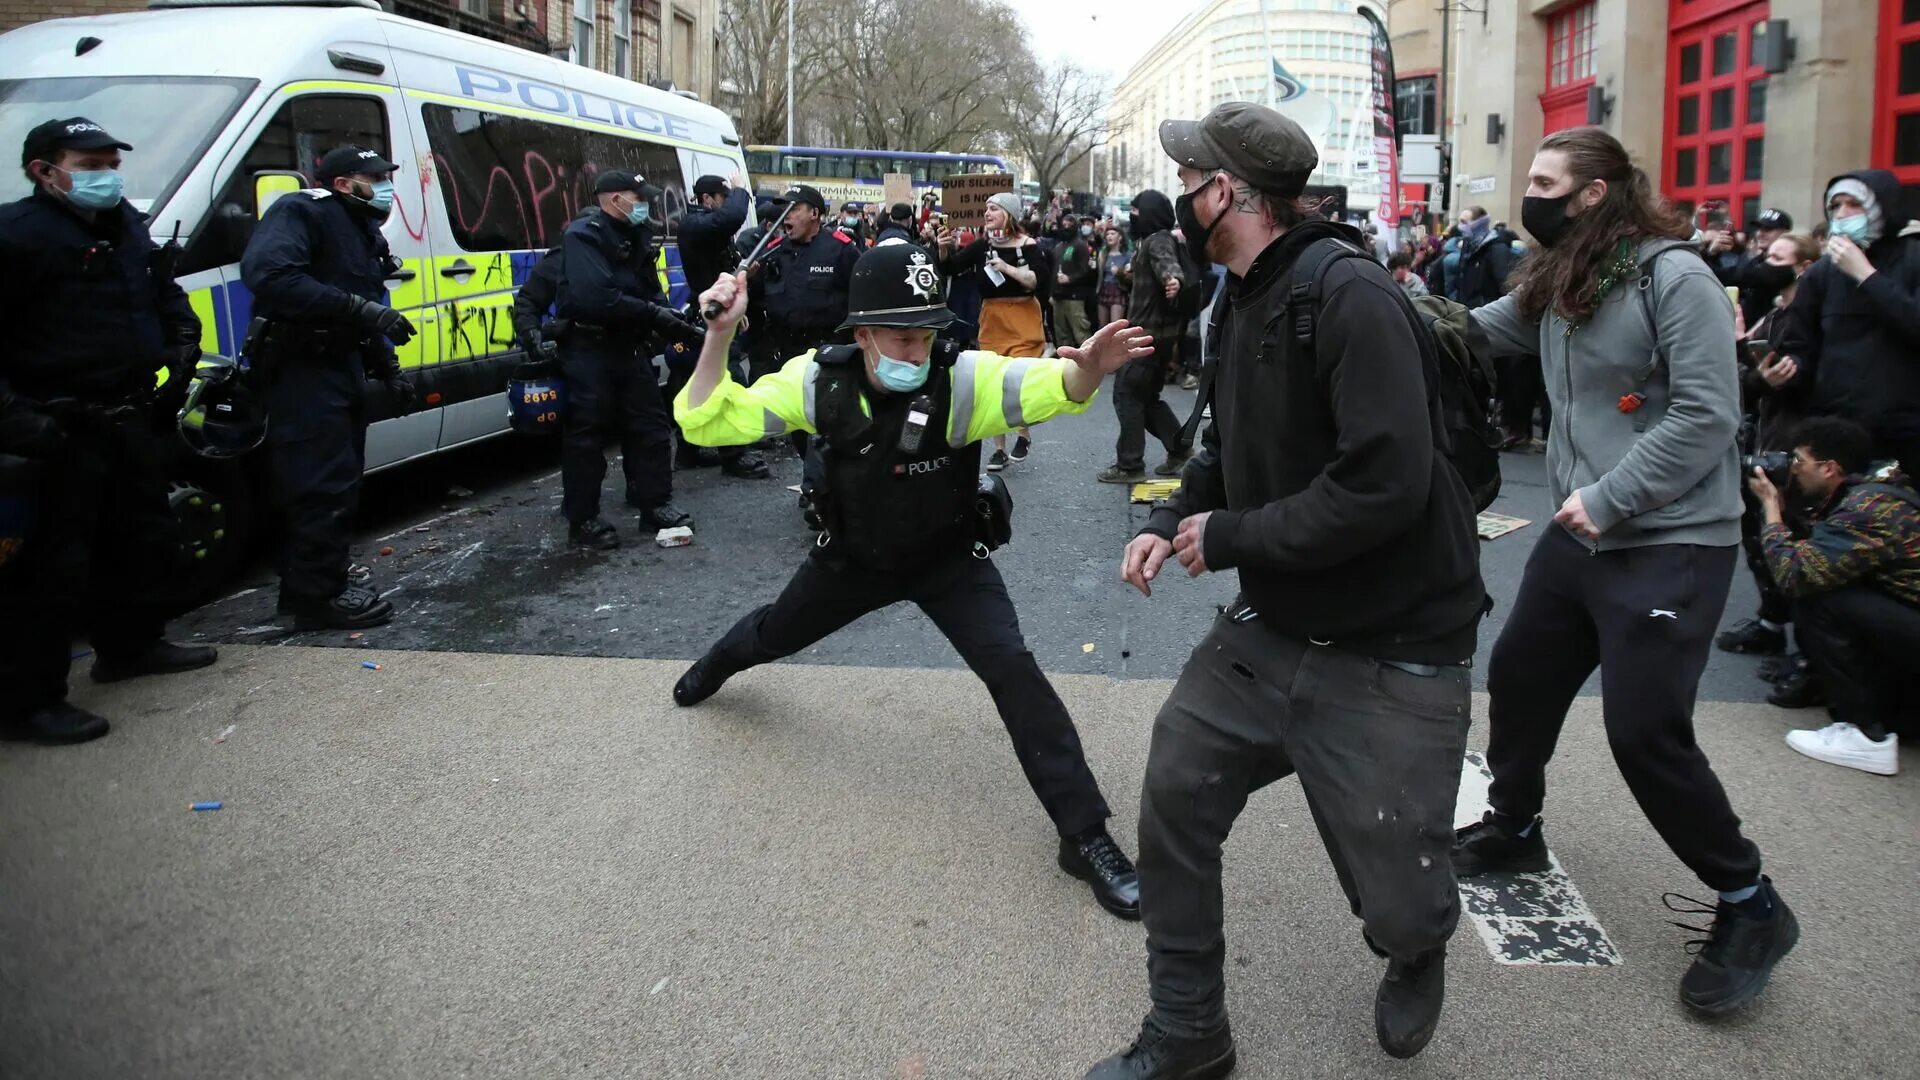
[[837, 244, 954, 331]]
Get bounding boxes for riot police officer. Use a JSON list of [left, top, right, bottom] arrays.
[[242, 144, 418, 630], [667, 172, 767, 479], [671, 244, 1157, 920], [554, 171, 700, 549], [750, 184, 860, 366], [0, 116, 217, 744]]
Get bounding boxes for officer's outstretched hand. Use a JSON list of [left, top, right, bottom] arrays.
[[1058, 319, 1155, 376], [700, 270, 750, 333]]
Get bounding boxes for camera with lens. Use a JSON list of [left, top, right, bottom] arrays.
[[1742, 450, 1793, 485]]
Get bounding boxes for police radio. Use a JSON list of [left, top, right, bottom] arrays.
[[898, 393, 934, 456]]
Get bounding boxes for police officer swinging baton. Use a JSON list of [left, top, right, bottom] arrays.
[[703, 198, 799, 322]]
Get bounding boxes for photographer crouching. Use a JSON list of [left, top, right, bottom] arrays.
[[1748, 416, 1920, 775]]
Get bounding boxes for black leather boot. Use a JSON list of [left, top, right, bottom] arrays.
[[91, 641, 218, 683]]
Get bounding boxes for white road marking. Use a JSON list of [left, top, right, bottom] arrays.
[[1455, 751, 1622, 967]]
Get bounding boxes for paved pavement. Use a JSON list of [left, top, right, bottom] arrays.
[[7, 373, 1911, 1079]]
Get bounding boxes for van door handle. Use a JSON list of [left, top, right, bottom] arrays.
[[439, 260, 474, 279], [386, 267, 417, 282]]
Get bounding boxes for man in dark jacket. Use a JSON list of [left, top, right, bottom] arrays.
[[1098, 190, 1189, 484], [0, 116, 217, 744], [1086, 103, 1485, 1078], [874, 202, 918, 246], [1711, 207, 1794, 328], [1775, 169, 1920, 472]]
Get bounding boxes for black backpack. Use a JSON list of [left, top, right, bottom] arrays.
[[1286, 237, 1503, 512]]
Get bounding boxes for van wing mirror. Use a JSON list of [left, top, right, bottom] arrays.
[[253, 171, 306, 218]]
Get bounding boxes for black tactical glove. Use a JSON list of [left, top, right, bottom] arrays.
[[651, 305, 706, 347], [0, 388, 66, 459], [157, 342, 200, 417], [343, 295, 417, 346], [383, 375, 419, 416], [519, 330, 545, 358]]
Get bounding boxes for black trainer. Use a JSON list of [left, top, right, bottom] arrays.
[[569, 517, 621, 550], [673, 652, 738, 707], [1715, 618, 1786, 655], [91, 641, 218, 683], [1059, 830, 1141, 920], [286, 585, 394, 631], [1668, 877, 1799, 1015], [639, 503, 693, 530], [987, 448, 1009, 472], [1451, 811, 1551, 876], [1084, 1016, 1235, 1080], [674, 446, 722, 470], [5, 702, 111, 745], [1768, 667, 1826, 709], [1008, 435, 1031, 463], [1375, 950, 1446, 1059], [722, 451, 771, 479]]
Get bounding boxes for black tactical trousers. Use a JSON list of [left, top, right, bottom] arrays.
[[662, 346, 748, 463], [267, 356, 368, 602], [1794, 585, 1920, 741], [1113, 350, 1186, 471], [559, 339, 672, 523], [707, 549, 1112, 838], [1486, 525, 1762, 892], [1139, 607, 1471, 1037], [0, 413, 178, 721]]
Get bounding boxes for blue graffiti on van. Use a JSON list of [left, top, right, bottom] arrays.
[[455, 67, 697, 141]]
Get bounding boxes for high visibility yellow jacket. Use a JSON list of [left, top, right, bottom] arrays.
[[672, 349, 1095, 448]]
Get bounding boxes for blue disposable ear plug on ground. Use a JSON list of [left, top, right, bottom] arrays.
[[361, 661, 382, 670], [189, 802, 223, 811]]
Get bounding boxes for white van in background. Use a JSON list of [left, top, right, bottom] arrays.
[[0, 0, 748, 590]]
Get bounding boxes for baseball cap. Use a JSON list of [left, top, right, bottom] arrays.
[[22, 116, 132, 166], [692, 174, 728, 197], [776, 184, 826, 212], [314, 144, 397, 182], [593, 170, 662, 198], [1754, 208, 1793, 231], [1159, 102, 1318, 197]]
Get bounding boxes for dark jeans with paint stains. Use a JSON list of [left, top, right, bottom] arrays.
[[1138, 606, 1472, 1037], [1484, 526, 1760, 892]]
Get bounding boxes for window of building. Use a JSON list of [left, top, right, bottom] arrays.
[[1665, 4, 1768, 226], [673, 12, 697, 88], [574, 8, 595, 68], [1878, 0, 1920, 186], [1395, 76, 1436, 136], [1547, 1, 1597, 88], [613, 1, 631, 79], [420, 104, 684, 252]]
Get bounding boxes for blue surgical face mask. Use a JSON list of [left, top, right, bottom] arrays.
[[874, 354, 930, 393], [627, 200, 651, 226], [367, 179, 395, 212], [1829, 212, 1870, 242], [61, 166, 124, 210]]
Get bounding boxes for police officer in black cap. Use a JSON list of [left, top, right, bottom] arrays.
[[242, 143, 418, 630], [0, 116, 217, 744], [666, 171, 768, 479], [672, 243, 1158, 920], [553, 170, 700, 549], [750, 184, 861, 368]]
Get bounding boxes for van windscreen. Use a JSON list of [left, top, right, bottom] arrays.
[[0, 76, 255, 212]]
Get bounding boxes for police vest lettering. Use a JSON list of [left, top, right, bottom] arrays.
[[808, 266, 837, 274]]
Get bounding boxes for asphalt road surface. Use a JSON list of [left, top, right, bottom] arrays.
[[7, 374, 1908, 1080]]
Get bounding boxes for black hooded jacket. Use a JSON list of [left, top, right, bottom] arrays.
[[1126, 190, 1184, 335], [1777, 169, 1920, 441]]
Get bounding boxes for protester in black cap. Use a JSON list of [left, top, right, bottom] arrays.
[[1708, 206, 1795, 327], [750, 184, 860, 370], [0, 116, 216, 744], [671, 243, 1156, 920], [239, 143, 417, 629], [666, 171, 767, 479], [1088, 101, 1486, 1077], [549, 170, 698, 549]]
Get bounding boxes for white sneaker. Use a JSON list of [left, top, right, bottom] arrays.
[[1785, 722, 1899, 776]]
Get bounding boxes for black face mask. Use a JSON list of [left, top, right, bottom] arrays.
[[1174, 180, 1221, 267], [1521, 192, 1577, 249], [1753, 261, 1797, 292], [1128, 212, 1148, 240]]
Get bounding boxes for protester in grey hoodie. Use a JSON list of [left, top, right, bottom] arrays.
[[1455, 127, 1796, 1021]]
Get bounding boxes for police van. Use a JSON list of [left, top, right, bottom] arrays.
[[0, 0, 747, 591]]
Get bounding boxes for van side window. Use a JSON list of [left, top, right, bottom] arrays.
[[179, 94, 389, 275], [420, 105, 685, 253]]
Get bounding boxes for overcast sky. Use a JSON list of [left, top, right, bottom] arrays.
[[1011, 0, 1193, 79]]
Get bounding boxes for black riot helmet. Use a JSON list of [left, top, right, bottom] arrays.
[[177, 356, 266, 459], [835, 244, 955, 331]]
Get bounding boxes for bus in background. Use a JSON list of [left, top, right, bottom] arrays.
[[1017, 179, 1041, 210], [743, 146, 1012, 208]]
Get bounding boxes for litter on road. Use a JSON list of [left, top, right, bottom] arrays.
[[212, 725, 236, 744], [188, 802, 222, 812], [656, 526, 694, 548], [361, 661, 383, 671]]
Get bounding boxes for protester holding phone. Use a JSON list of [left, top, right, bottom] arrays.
[[937, 191, 1051, 471]]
